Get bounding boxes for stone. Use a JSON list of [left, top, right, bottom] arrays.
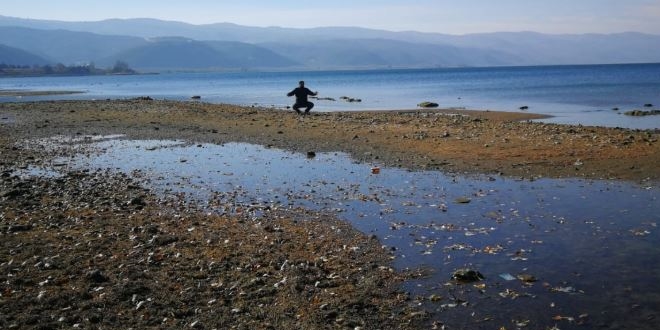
[[7, 224, 33, 232], [454, 197, 471, 204], [87, 269, 110, 283], [417, 102, 439, 108], [624, 109, 660, 116], [452, 269, 484, 283], [3, 189, 27, 199], [155, 235, 179, 246], [129, 196, 146, 207], [517, 274, 537, 282]]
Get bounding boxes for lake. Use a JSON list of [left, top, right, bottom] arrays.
[[2, 63, 660, 129]]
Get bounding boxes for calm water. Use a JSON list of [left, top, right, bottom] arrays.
[[26, 137, 659, 329], [2, 63, 660, 129]]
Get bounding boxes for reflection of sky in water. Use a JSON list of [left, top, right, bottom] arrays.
[[54, 139, 658, 329]]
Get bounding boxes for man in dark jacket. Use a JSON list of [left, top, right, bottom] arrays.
[[287, 80, 318, 114]]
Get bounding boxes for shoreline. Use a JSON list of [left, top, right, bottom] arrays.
[[1, 99, 658, 182], [0, 89, 85, 97], [339, 107, 551, 122]]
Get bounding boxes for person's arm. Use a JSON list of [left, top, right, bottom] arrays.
[[307, 88, 318, 96], [287, 89, 295, 97]]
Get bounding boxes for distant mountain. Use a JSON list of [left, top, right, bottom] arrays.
[[0, 43, 50, 66], [259, 39, 520, 68], [0, 15, 325, 42], [204, 40, 298, 68], [418, 31, 660, 65], [100, 38, 226, 70], [1, 15, 659, 70], [98, 38, 297, 70], [0, 26, 145, 64]]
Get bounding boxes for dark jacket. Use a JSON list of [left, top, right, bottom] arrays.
[[288, 87, 316, 103]]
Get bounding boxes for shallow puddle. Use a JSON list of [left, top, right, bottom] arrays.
[[36, 138, 660, 329]]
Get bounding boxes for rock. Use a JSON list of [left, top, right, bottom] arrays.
[[519, 106, 529, 110], [311, 96, 336, 101], [452, 269, 484, 283], [340, 96, 362, 103], [86, 269, 110, 283], [306, 151, 316, 158], [417, 102, 439, 108], [517, 274, 537, 282], [129, 196, 146, 207], [7, 224, 33, 232], [624, 109, 660, 116], [191, 95, 201, 99], [644, 103, 653, 107], [3, 189, 27, 199], [154, 235, 179, 246], [429, 294, 442, 302], [454, 197, 471, 204]]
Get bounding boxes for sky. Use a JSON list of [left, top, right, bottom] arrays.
[[2, 0, 660, 35]]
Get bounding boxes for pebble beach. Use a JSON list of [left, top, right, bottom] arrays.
[[1, 99, 659, 329]]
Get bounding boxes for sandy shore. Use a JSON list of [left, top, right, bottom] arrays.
[[1, 99, 659, 329], [2, 99, 658, 182]]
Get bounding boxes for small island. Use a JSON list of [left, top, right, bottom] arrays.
[[0, 60, 136, 77]]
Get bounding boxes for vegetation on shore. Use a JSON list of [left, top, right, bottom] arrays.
[[0, 60, 136, 77]]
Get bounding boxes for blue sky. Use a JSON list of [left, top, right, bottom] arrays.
[[3, 0, 660, 34]]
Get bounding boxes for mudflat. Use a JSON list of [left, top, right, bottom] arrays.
[[1, 99, 658, 329]]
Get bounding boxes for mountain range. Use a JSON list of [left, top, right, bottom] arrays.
[[1, 15, 659, 71]]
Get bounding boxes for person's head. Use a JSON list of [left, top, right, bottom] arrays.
[[299, 80, 305, 87]]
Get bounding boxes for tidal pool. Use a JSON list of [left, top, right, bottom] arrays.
[[47, 138, 658, 329]]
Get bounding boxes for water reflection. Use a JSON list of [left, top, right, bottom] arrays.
[[56, 139, 658, 329]]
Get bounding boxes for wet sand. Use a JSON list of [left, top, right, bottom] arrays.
[[1, 99, 659, 329]]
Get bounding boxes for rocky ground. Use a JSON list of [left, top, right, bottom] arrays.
[[1, 99, 659, 329], [1, 169, 429, 329]]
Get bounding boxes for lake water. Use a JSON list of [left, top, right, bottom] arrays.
[[26, 136, 659, 330], [2, 63, 660, 129]]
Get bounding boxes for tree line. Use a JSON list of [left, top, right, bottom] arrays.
[[0, 61, 135, 76]]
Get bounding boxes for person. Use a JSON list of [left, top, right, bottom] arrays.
[[287, 80, 318, 114]]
